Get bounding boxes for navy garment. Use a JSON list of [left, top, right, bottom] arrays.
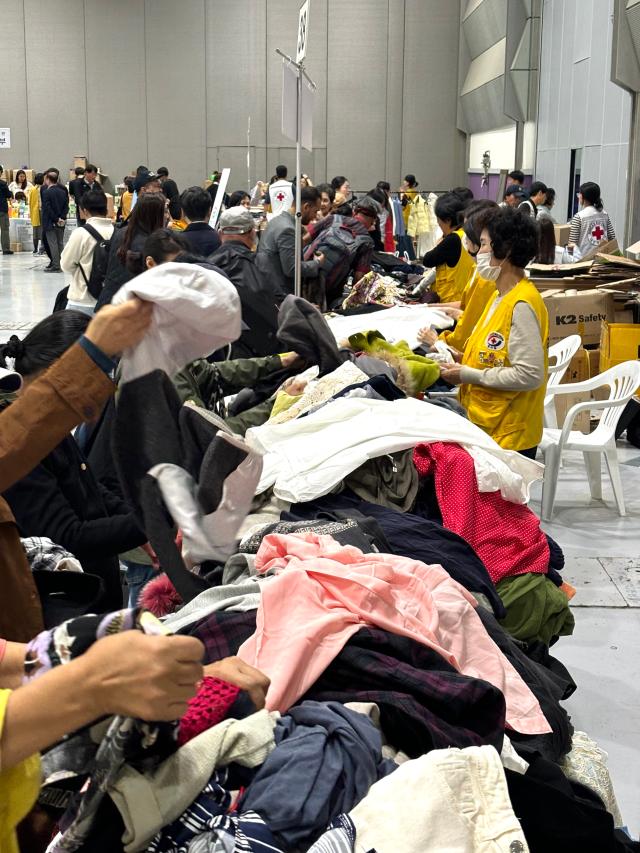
[[286, 491, 505, 618], [240, 701, 395, 849], [477, 607, 575, 763], [304, 627, 506, 759]]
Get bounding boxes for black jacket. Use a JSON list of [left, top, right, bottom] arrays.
[[181, 221, 221, 257], [96, 224, 149, 309], [161, 178, 181, 220], [0, 179, 12, 214], [41, 183, 69, 230], [208, 240, 281, 358], [3, 433, 146, 610]]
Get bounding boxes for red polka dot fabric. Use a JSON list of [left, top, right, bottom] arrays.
[[178, 676, 241, 746], [413, 442, 549, 585]]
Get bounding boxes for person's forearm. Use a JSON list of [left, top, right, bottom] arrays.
[[0, 641, 27, 689], [1, 655, 101, 769], [0, 345, 113, 492]]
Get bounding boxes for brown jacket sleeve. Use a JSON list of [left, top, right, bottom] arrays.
[[0, 343, 114, 642], [0, 343, 114, 492]]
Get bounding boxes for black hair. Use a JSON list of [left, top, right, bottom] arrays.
[[173, 250, 210, 264], [463, 199, 498, 222], [47, 167, 60, 177], [334, 202, 353, 216], [368, 186, 390, 211], [79, 189, 108, 216], [74, 166, 85, 177], [316, 182, 335, 203], [579, 181, 604, 211], [377, 180, 391, 193], [136, 165, 148, 175], [14, 191, 26, 202], [404, 174, 418, 188], [275, 164, 288, 179], [46, 170, 59, 184], [117, 193, 166, 263], [530, 180, 547, 197], [157, 166, 169, 177], [486, 207, 539, 268], [228, 190, 250, 208], [125, 228, 191, 275], [434, 192, 465, 228], [452, 186, 474, 206], [85, 164, 98, 174], [1, 311, 90, 377], [15, 170, 27, 188], [536, 217, 556, 264], [543, 187, 555, 206], [508, 169, 525, 183], [331, 175, 348, 191], [180, 186, 212, 221], [34, 172, 44, 186], [123, 176, 134, 192], [301, 186, 321, 205]]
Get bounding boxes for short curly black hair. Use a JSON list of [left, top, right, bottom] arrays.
[[485, 207, 539, 268]]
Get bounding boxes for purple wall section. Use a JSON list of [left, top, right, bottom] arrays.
[[467, 172, 533, 201]]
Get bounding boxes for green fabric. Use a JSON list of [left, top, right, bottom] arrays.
[[497, 573, 575, 646], [347, 331, 440, 394], [270, 390, 303, 420], [173, 355, 282, 409], [226, 398, 275, 436]]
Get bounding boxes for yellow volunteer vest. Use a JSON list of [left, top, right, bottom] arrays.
[[459, 277, 549, 451], [440, 268, 497, 352], [433, 229, 475, 303]]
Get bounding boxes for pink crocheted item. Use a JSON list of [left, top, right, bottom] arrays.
[[178, 676, 241, 745]]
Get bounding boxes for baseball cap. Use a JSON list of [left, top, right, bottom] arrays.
[[218, 206, 255, 234], [505, 183, 526, 198], [134, 170, 160, 192], [354, 196, 383, 217]]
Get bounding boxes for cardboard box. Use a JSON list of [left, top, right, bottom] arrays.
[[587, 348, 610, 401], [73, 155, 87, 169], [600, 322, 640, 372], [554, 223, 571, 246], [542, 289, 615, 345], [554, 346, 591, 433], [105, 192, 115, 220]]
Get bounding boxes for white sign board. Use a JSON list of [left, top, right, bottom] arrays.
[[296, 0, 310, 63], [0, 128, 11, 149], [208, 167, 231, 228], [281, 60, 314, 152], [301, 76, 314, 152]]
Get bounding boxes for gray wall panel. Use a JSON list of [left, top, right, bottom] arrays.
[[145, 0, 205, 188], [4, 0, 464, 194], [24, 0, 88, 171], [2, 1, 29, 169], [536, 0, 631, 234], [403, 0, 465, 190], [326, 0, 388, 188], [84, 0, 147, 186]]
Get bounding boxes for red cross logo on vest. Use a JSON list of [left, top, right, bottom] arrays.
[[591, 224, 605, 241], [276, 192, 285, 202]]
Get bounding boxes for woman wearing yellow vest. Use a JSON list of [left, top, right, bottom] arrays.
[[418, 202, 499, 352], [420, 192, 475, 303], [440, 207, 549, 458]]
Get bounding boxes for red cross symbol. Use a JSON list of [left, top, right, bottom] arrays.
[[591, 224, 605, 241], [276, 192, 285, 202]]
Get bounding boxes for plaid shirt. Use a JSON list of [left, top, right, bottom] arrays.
[[304, 626, 506, 758]]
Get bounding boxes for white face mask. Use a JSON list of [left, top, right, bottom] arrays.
[[476, 250, 502, 281]]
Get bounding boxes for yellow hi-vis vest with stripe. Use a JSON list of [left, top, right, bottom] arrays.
[[432, 229, 475, 303], [459, 278, 549, 451]]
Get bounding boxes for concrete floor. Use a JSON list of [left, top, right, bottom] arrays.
[[2, 251, 639, 834]]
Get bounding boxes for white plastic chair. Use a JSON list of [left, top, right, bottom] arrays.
[[539, 360, 640, 520], [544, 335, 582, 428]]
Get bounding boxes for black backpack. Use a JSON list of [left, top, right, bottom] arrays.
[[77, 223, 111, 299]]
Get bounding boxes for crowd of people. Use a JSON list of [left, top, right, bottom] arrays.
[[0, 157, 633, 853]]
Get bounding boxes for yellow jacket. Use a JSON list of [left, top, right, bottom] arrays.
[[0, 690, 41, 853], [459, 278, 549, 450], [28, 185, 41, 227]]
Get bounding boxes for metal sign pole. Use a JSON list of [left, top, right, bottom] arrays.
[[294, 68, 303, 298]]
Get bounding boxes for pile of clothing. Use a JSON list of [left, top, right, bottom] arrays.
[[14, 282, 636, 853]]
